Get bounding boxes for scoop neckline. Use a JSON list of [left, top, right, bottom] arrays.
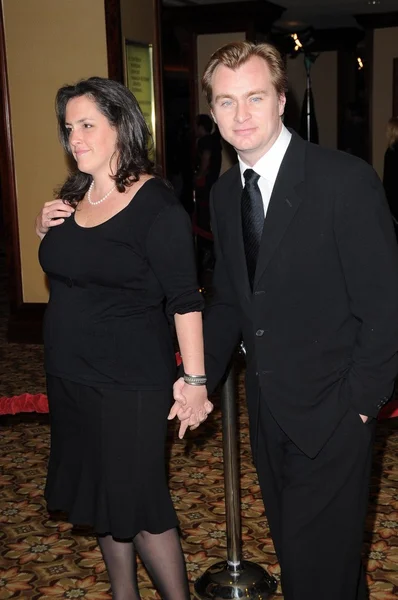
[[72, 177, 156, 230]]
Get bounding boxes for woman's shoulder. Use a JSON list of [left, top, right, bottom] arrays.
[[140, 176, 177, 200], [134, 176, 181, 213], [126, 176, 186, 234]]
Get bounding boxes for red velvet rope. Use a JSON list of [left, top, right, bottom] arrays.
[[0, 393, 49, 415]]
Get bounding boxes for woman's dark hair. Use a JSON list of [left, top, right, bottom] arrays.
[[55, 76, 156, 204]]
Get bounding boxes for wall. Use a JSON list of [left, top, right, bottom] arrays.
[[197, 32, 246, 173], [3, 0, 108, 303], [372, 27, 398, 178], [286, 51, 338, 150], [120, 0, 155, 45], [120, 0, 160, 160], [4, 0, 160, 303]]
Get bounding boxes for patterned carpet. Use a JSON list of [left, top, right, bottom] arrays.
[[0, 248, 397, 599]]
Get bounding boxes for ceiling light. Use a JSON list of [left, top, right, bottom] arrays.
[[291, 33, 303, 52]]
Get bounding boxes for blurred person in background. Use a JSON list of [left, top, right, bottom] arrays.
[[194, 114, 222, 272], [383, 116, 398, 239]]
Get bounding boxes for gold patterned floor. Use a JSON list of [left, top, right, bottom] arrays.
[[0, 384, 397, 599]]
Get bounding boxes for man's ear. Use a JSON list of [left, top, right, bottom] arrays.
[[279, 93, 286, 117], [210, 108, 217, 124]]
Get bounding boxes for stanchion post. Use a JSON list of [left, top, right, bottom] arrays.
[[222, 363, 241, 569], [194, 363, 277, 599]]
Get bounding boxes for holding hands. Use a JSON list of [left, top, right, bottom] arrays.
[[168, 377, 213, 439], [35, 200, 74, 240]]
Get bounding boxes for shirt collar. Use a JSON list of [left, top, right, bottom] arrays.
[[239, 124, 292, 186]]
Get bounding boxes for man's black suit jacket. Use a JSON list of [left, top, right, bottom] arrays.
[[204, 131, 398, 458]]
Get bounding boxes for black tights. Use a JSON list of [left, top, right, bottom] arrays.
[[98, 528, 190, 600]]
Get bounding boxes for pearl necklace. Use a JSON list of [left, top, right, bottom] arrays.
[[87, 181, 116, 206]]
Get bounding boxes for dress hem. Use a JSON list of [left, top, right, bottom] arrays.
[[47, 506, 179, 540]]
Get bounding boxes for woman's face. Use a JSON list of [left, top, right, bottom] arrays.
[[65, 95, 118, 178]]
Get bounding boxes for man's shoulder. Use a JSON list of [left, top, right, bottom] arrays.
[[301, 141, 383, 204], [305, 141, 374, 179]]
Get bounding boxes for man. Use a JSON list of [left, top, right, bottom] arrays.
[[194, 113, 222, 194], [193, 114, 222, 271], [170, 41, 398, 599]]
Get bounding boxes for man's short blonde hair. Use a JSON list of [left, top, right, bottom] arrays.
[[201, 41, 288, 105]]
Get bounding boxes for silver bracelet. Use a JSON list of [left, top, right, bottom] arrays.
[[183, 373, 207, 386]]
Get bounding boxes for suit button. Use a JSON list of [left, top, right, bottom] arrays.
[[256, 329, 264, 337]]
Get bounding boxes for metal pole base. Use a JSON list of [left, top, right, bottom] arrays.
[[194, 560, 277, 599]]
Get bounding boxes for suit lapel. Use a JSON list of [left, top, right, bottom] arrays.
[[254, 132, 306, 289], [219, 166, 252, 303]]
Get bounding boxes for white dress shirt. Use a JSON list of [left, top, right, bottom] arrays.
[[238, 125, 292, 217]]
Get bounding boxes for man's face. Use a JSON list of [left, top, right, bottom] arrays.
[[210, 56, 286, 166]]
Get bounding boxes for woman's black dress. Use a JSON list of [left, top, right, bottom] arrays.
[[39, 178, 204, 538]]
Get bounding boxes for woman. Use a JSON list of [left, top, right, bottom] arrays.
[[36, 77, 212, 600], [383, 116, 398, 238]]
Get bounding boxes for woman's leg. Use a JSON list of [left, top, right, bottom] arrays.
[[98, 534, 140, 600], [133, 527, 190, 600]]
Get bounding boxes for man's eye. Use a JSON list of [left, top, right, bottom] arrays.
[[250, 96, 262, 103], [65, 128, 72, 135], [84, 123, 92, 128], [221, 100, 232, 107]]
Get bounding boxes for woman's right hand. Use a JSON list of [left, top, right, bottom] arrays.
[[169, 378, 213, 439], [35, 199, 74, 240]]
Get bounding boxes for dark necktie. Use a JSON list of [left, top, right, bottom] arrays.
[[241, 168, 264, 288]]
